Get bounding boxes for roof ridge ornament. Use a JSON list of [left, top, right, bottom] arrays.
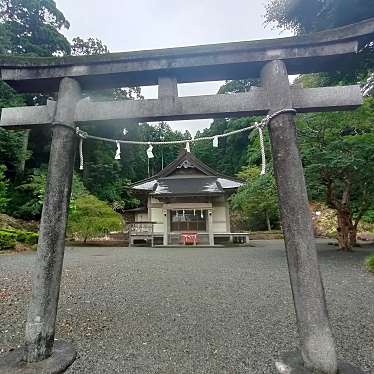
[[177, 160, 195, 169]]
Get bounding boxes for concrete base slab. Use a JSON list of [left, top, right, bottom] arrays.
[[275, 351, 365, 374], [0, 341, 76, 374]]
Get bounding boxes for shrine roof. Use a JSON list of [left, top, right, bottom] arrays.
[[152, 177, 224, 196], [130, 151, 243, 196]]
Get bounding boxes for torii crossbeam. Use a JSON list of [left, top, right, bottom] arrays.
[[1, 18, 373, 374]]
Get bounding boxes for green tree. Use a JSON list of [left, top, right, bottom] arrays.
[[264, 0, 374, 84], [0, 0, 72, 178], [0, 23, 12, 54], [8, 168, 46, 218], [230, 166, 279, 231], [8, 169, 88, 220], [265, 0, 374, 33], [70, 36, 109, 56], [67, 194, 123, 242], [0, 0, 70, 56], [0, 164, 9, 211], [193, 117, 255, 176], [298, 98, 374, 250]]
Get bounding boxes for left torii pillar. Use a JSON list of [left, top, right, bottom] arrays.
[[0, 77, 81, 373]]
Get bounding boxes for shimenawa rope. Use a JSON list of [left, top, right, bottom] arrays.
[[76, 108, 297, 174]]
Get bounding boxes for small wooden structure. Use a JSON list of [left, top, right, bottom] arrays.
[[128, 151, 247, 246]]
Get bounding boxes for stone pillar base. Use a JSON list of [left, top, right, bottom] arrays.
[[0, 341, 76, 374], [275, 351, 365, 374]]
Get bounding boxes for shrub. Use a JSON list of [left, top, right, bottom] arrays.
[[15, 230, 38, 245], [0, 229, 38, 246], [67, 194, 123, 242], [0, 231, 16, 250], [365, 255, 374, 273]]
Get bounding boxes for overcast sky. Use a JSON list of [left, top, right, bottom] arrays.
[[57, 0, 290, 135]]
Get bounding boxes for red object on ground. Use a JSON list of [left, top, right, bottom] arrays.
[[181, 232, 198, 245]]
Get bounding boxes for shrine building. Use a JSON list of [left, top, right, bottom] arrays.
[[126, 150, 247, 246]]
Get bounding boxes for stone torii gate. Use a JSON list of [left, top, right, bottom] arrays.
[[1, 18, 373, 374]]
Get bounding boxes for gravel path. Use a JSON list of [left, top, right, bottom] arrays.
[[0, 240, 373, 373]]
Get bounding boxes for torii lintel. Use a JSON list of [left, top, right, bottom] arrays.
[[0, 17, 373, 93]]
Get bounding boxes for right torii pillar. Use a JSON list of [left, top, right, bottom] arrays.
[[261, 60, 363, 374]]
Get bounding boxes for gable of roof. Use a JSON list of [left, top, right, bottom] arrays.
[[130, 150, 243, 193], [157, 150, 217, 177]]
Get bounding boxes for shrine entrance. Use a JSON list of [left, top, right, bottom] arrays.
[[0, 17, 373, 374]]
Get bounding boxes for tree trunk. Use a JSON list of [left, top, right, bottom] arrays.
[[265, 210, 272, 232], [349, 225, 358, 248], [336, 210, 352, 251]]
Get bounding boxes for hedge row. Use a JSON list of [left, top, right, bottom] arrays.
[[0, 229, 38, 250]]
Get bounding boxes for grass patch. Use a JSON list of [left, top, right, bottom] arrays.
[[364, 254, 374, 273]]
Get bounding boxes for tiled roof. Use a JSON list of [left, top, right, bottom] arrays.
[[130, 150, 243, 194]]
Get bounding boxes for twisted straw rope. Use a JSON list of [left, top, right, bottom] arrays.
[[76, 109, 297, 174]]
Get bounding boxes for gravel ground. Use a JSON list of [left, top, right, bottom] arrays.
[[0, 240, 373, 374]]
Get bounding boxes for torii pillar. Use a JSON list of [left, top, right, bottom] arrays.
[[262, 60, 363, 374], [0, 78, 81, 373]]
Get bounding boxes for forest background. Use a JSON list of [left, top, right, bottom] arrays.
[[0, 0, 373, 250]]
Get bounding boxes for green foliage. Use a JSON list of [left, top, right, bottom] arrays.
[[230, 166, 279, 231], [70, 36, 109, 56], [0, 23, 12, 54], [70, 37, 143, 101], [362, 210, 374, 224], [67, 194, 123, 242], [0, 230, 16, 250], [299, 98, 374, 211], [194, 79, 268, 176], [8, 168, 46, 219], [7, 170, 88, 220], [298, 98, 374, 249], [14, 230, 38, 244], [0, 81, 24, 108], [80, 121, 188, 210], [0, 0, 71, 56], [0, 127, 29, 179], [218, 79, 259, 94], [141, 122, 190, 175], [364, 254, 374, 273], [0, 164, 8, 211], [265, 0, 374, 33], [0, 81, 27, 179], [0, 228, 38, 244], [193, 117, 254, 176], [0, 0, 70, 182], [69, 174, 89, 213], [265, 0, 374, 84]]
